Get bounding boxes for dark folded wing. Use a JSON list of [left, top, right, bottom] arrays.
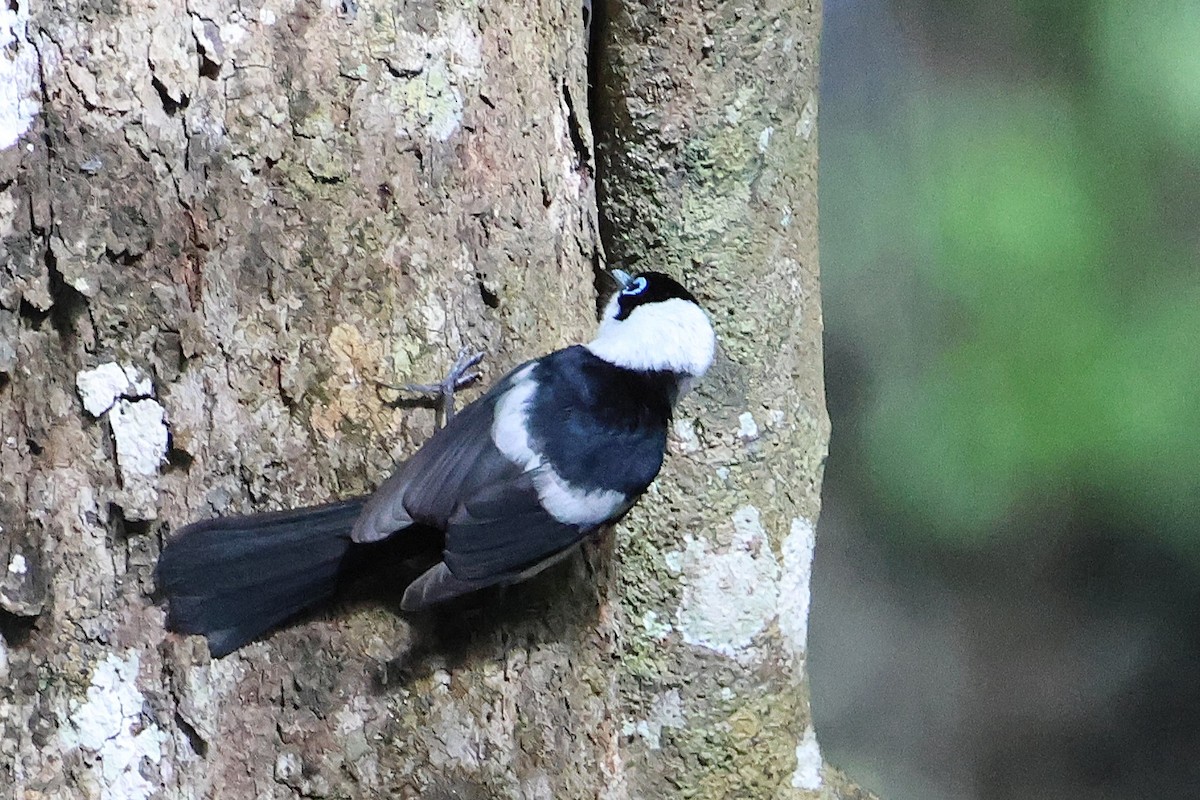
[[356, 348, 668, 600], [441, 470, 592, 581], [351, 367, 524, 543], [399, 470, 609, 610]]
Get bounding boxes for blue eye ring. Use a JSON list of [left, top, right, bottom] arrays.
[[621, 276, 648, 296]]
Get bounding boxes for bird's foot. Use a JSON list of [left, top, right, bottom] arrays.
[[380, 348, 484, 429]]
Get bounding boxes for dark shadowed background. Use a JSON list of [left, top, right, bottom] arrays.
[[811, 1, 1200, 798]]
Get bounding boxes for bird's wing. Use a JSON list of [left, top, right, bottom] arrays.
[[356, 347, 670, 608], [398, 474, 594, 611], [350, 366, 523, 543], [431, 347, 670, 586], [441, 468, 606, 580]]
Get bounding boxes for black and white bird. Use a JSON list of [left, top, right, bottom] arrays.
[[157, 270, 716, 656]]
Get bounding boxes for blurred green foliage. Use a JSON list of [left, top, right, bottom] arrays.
[[823, 0, 1200, 552]]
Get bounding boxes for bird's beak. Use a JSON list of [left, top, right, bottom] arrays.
[[612, 269, 634, 289]]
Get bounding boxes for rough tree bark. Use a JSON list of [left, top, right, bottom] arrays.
[[0, 0, 863, 797]]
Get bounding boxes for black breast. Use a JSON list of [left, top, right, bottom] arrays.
[[524, 346, 680, 497]]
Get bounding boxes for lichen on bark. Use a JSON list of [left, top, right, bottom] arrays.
[[592, 0, 836, 796]]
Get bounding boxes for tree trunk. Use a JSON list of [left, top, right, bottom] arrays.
[[1, 0, 860, 797], [591, 1, 854, 797]]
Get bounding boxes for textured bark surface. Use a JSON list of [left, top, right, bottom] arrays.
[[592, 1, 836, 797], [0, 0, 857, 797]]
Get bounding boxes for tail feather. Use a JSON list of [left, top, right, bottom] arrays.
[[159, 522, 351, 595], [157, 497, 366, 657]]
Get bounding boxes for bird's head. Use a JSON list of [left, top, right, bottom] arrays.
[[586, 270, 716, 379]]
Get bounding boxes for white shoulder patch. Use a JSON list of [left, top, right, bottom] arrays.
[[491, 364, 539, 467], [535, 470, 626, 527], [490, 363, 626, 527], [586, 296, 716, 377]]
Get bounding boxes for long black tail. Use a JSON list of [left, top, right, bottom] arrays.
[[156, 498, 366, 657]]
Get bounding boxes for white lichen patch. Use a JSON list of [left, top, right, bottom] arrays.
[[621, 689, 685, 750], [737, 411, 759, 440], [110, 399, 169, 476], [723, 86, 757, 125], [640, 610, 672, 640], [220, 19, 248, 48], [421, 295, 448, 335], [0, 1, 40, 150], [443, 10, 483, 75], [275, 751, 303, 784], [672, 509, 819, 664], [672, 506, 781, 662], [57, 652, 167, 800], [369, 10, 484, 143], [790, 725, 823, 790], [798, 92, 818, 140], [670, 417, 701, 454], [777, 517, 817, 659], [757, 125, 774, 153], [335, 699, 380, 782], [7, 553, 26, 575], [108, 395, 169, 520], [764, 407, 786, 430], [75, 362, 153, 417]]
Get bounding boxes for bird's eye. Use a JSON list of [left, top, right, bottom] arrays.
[[621, 276, 648, 296]]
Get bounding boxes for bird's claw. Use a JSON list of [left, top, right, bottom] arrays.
[[381, 348, 485, 429]]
